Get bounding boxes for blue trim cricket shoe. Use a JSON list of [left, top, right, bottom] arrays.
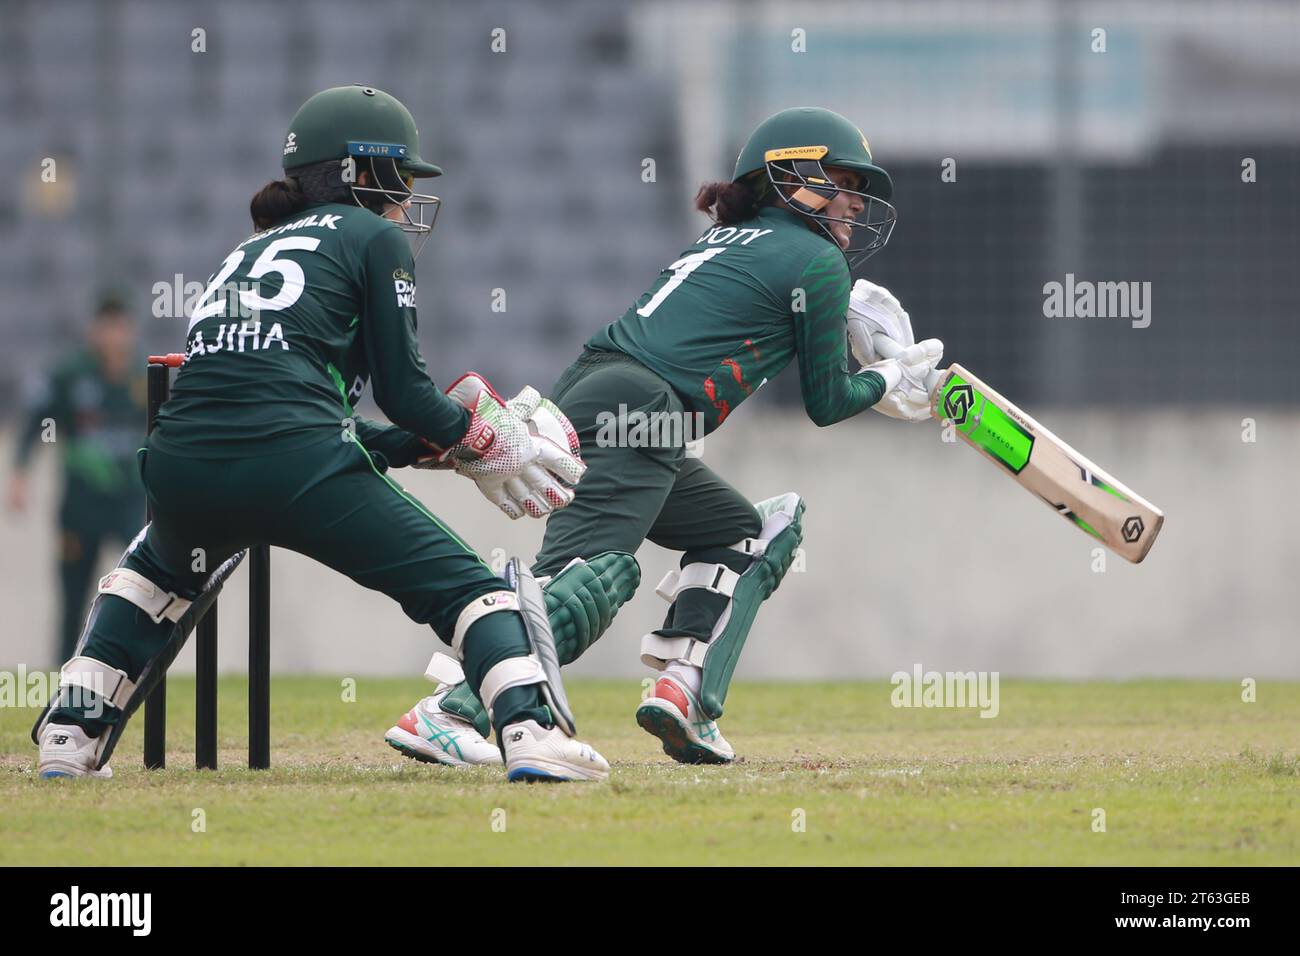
[[385, 689, 502, 767], [502, 719, 609, 782], [37, 723, 114, 779]]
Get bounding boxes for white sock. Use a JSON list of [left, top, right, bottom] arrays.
[[665, 661, 702, 696]]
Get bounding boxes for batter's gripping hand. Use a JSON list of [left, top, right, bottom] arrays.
[[425, 372, 586, 520], [867, 336, 945, 422]]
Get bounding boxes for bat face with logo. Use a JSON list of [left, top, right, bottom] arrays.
[[932, 365, 1164, 563]]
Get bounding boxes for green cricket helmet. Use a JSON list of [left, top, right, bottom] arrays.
[[282, 85, 441, 253], [734, 107, 896, 266]]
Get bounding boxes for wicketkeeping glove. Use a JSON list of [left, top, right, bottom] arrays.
[[418, 373, 586, 519]]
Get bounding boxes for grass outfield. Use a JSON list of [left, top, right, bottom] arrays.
[[1, 678, 1296, 866]]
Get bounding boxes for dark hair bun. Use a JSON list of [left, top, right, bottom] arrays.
[[249, 178, 310, 231], [695, 179, 760, 225]]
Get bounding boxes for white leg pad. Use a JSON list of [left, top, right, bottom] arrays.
[[654, 563, 739, 603], [478, 655, 545, 725], [423, 651, 465, 686], [640, 632, 709, 671], [60, 656, 135, 710], [641, 493, 803, 674], [644, 562, 740, 669], [451, 590, 519, 656], [729, 537, 767, 557], [97, 568, 191, 624]]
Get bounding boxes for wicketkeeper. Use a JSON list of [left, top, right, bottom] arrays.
[[32, 85, 610, 782]]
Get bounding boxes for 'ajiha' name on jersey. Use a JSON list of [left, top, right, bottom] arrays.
[[185, 320, 288, 361]]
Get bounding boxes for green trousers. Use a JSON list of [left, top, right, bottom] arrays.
[[63, 434, 547, 736], [535, 350, 761, 642], [418, 350, 770, 736]]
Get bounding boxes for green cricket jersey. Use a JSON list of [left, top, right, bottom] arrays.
[[14, 350, 147, 497], [587, 205, 886, 432], [151, 203, 468, 462]]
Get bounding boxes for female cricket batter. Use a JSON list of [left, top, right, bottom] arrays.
[[33, 85, 610, 782], [389, 107, 944, 766]]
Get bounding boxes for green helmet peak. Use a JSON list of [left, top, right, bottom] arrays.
[[733, 106, 896, 265], [733, 107, 890, 197], [282, 85, 441, 177], [281, 85, 442, 255]]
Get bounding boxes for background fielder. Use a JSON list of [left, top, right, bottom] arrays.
[[9, 295, 146, 663]]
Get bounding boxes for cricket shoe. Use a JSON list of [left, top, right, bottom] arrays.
[[635, 675, 735, 765], [385, 690, 501, 767], [501, 719, 609, 782], [37, 722, 113, 779]]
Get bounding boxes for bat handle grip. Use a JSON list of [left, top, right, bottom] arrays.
[[870, 333, 944, 394]]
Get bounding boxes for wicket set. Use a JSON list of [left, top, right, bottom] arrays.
[[142, 354, 272, 770]]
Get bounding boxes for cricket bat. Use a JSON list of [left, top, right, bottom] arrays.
[[872, 335, 1164, 562]]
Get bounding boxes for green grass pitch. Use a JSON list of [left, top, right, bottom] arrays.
[[1, 678, 1296, 866]]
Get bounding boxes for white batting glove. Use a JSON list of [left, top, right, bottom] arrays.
[[898, 338, 944, 392], [874, 391, 934, 421], [868, 338, 945, 422], [847, 279, 915, 367]]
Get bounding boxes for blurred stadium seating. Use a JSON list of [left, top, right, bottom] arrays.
[[2, 0, 1296, 409]]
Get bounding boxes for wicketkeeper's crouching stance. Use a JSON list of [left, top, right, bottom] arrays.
[[388, 107, 945, 766], [32, 85, 612, 782]]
